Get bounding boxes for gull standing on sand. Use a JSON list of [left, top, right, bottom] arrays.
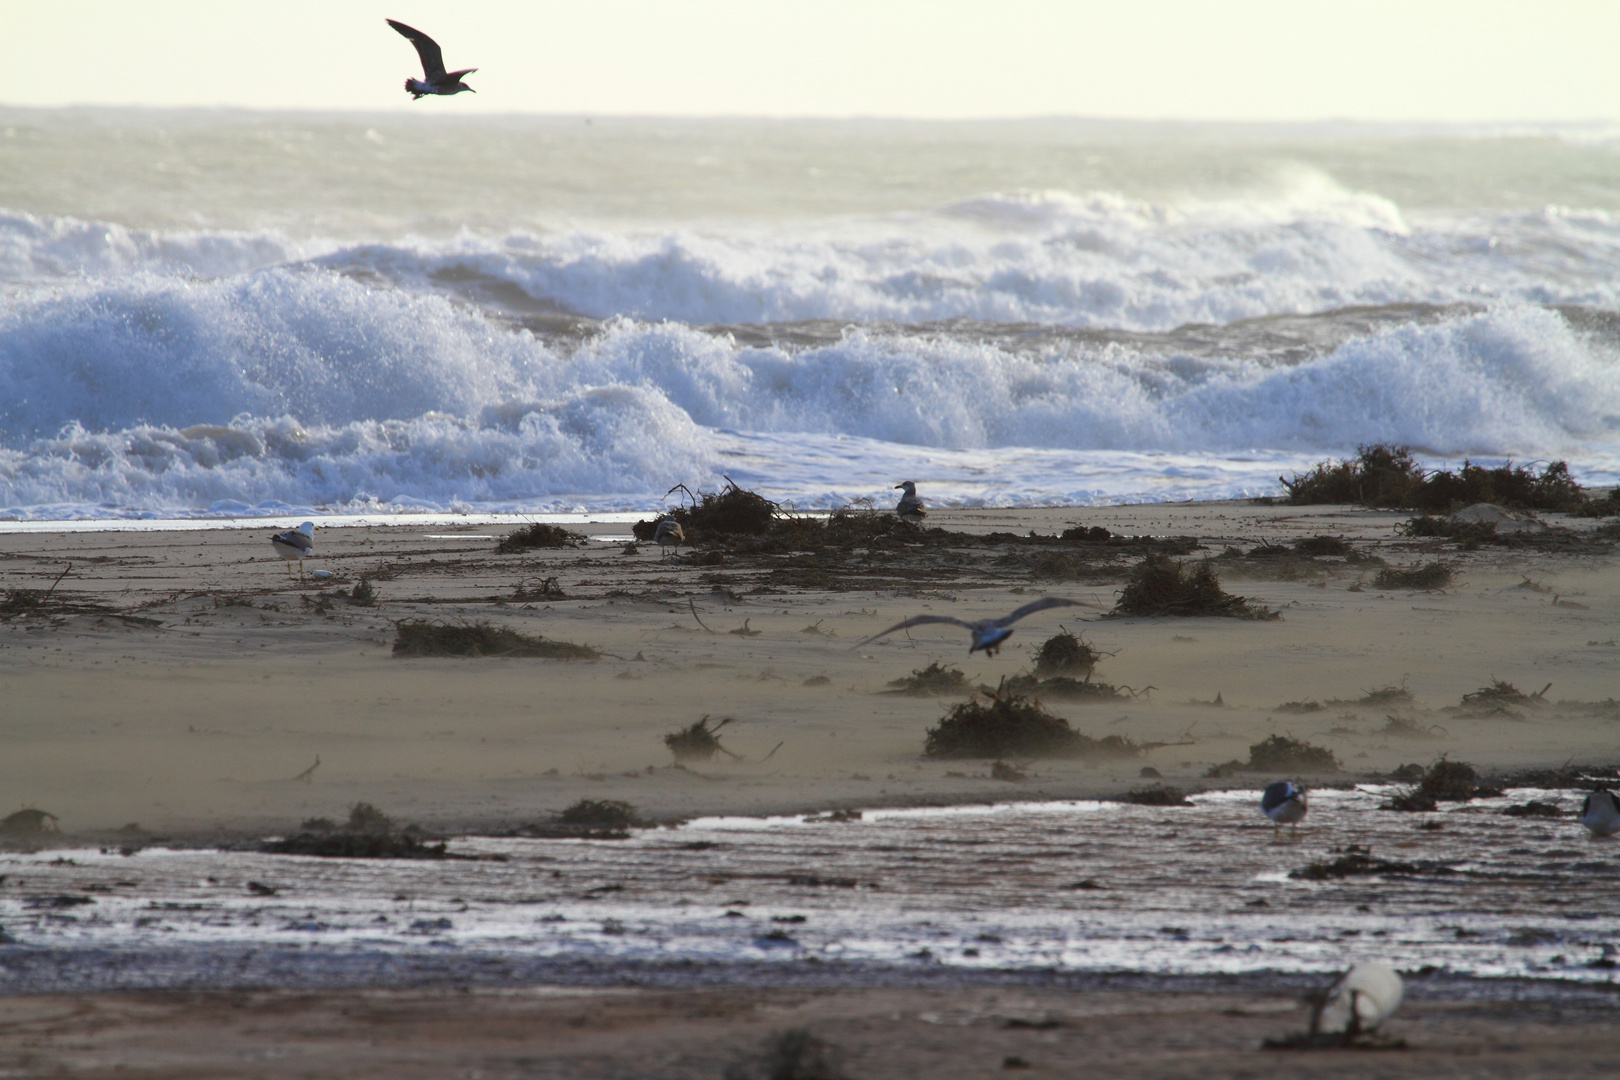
[[895, 480, 926, 519], [1577, 789, 1620, 837], [1260, 780, 1308, 836], [387, 19, 478, 98], [1312, 962, 1403, 1037], [653, 517, 685, 559], [270, 522, 316, 580], [851, 597, 1091, 657]]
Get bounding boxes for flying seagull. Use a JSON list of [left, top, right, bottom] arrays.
[[851, 596, 1091, 657], [1260, 780, 1308, 836], [270, 521, 316, 580], [895, 480, 926, 519], [387, 19, 477, 99], [1577, 789, 1620, 837]]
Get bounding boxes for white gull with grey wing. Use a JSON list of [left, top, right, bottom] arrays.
[[850, 596, 1092, 657]]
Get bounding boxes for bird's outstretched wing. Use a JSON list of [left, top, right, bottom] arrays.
[[387, 19, 446, 78], [990, 596, 1092, 628], [851, 614, 973, 650]]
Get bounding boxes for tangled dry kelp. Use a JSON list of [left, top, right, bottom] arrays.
[[1031, 628, 1102, 678], [495, 523, 585, 553], [1372, 562, 1454, 590], [1111, 555, 1277, 619], [262, 802, 458, 859], [663, 715, 740, 762], [391, 620, 599, 659], [1283, 444, 1587, 512], [1246, 734, 1341, 773], [923, 687, 1139, 760], [1381, 758, 1503, 812], [887, 662, 971, 696]]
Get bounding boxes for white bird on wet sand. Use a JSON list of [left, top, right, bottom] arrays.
[[1311, 962, 1403, 1039], [270, 521, 315, 580], [1260, 780, 1308, 835], [895, 480, 926, 519], [1577, 789, 1620, 837], [653, 517, 685, 559], [851, 596, 1091, 657], [387, 19, 478, 99]]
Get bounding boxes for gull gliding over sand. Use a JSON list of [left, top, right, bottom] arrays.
[[387, 19, 477, 98], [851, 596, 1092, 657]]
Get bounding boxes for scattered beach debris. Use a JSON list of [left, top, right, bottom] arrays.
[[1457, 679, 1549, 709], [1328, 685, 1414, 708], [1110, 555, 1277, 619], [0, 808, 59, 839], [1264, 962, 1407, 1050], [1246, 735, 1340, 774], [1293, 535, 1352, 557], [1381, 758, 1503, 811], [391, 620, 598, 659], [886, 662, 971, 696], [729, 619, 761, 637], [1030, 628, 1105, 678], [1282, 443, 1585, 512], [518, 799, 641, 841], [291, 756, 320, 783], [1372, 562, 1454, 590], [1377, 715, 1446, 740], [1120, 786, 1191, 806], [990, 760, 1027, 782], [349, 576, 379, 606], [262, 802, 461, 860], [1274, 700, 1324, 714], [0, 564, 75, 619], [1291, 845, 1450, 881], [496, 523, 585, 553], [512, 576, 566, 601], [923, 685, 1140, 760], [802, 675, 832, 687], [1002, 674, 1132, 702], [663, 716, 741, 762], [1501, 800, 1567, 818], [723, 1027, 845, 1080]]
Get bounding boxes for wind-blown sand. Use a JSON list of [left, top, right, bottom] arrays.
[[1, 500, 1616, 1075]]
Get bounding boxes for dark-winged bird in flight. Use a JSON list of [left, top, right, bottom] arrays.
[[851, 596, 1094, 657], [387, 19, 477, 99]]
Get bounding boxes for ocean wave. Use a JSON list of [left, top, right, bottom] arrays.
[[1, 263, 1617, 516], [8, 171, 1620, 332]]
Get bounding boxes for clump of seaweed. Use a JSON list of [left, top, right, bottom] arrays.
[[1110, 555, 1277, 619], [1400, 515, 1499, 543], [1274, 700, 1324, 714], [262, 802, 456, 859], [1002, 674, 1129, 702], [990, 760, 1027, 782], [723, 1028, 845, 1080], [1247, 735, 1340, 774], [391, 621, 598, 659], [1120, 786, 1191, 807], [923, 687, 1139, 760], [1293, 535, 1352, 557], [1501, 800, 1567, 818], [0, 808, 59, 838], [1283, 444, 1586, 512], [887, 662, 971, 696], [1372, 562, 1454, 591], [640, 478, 780, 543], [1061, 525, 1113, 543], [1381, 758, 1502, 811], [350, 576, 378, 606], [663, 716, 740, 762], [557, 799, 639, 829], [496, 523, 585, 553], [1031, 628, 1102, 678], [1290, 845, 1444, 880], [1329, 685, 1414, 708], [1459, 679, 1547, 708], [1377, 715, 1445, 740]]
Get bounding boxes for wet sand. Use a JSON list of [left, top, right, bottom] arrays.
[[4, 983, 1619, 1078], [1, 500, 1617, 1072]]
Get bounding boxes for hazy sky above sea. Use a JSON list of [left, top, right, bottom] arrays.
[[1, 0, 1616, 122]]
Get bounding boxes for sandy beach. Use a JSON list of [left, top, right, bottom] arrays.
[[1, 500, 1616, 837], [1, 499, 1618, 1076]]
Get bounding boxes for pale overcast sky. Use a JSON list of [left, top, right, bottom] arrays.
[[0, 0, 1614, 122]]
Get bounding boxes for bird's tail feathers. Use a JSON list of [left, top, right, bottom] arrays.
[[404, 78, 427, 98]]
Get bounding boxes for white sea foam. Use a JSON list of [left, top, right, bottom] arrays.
[[2, 257, 1617, 519]]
